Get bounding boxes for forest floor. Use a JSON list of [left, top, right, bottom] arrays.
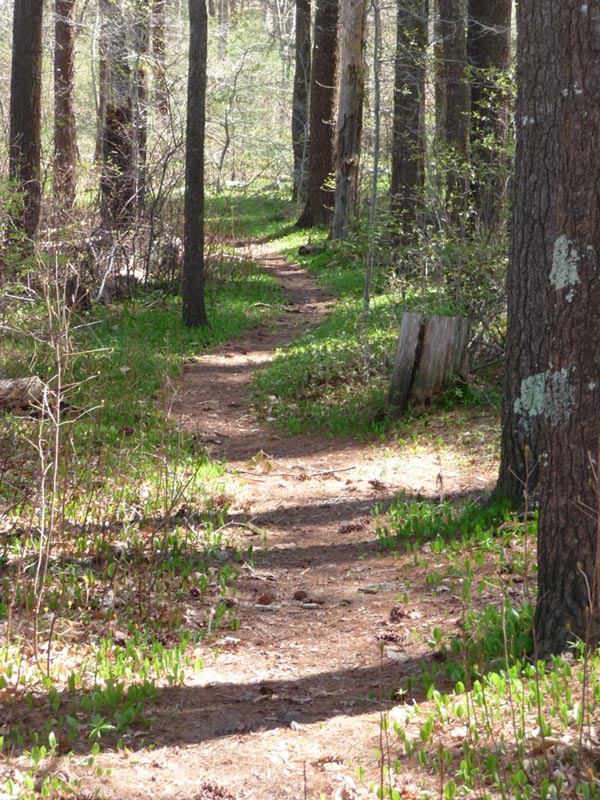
[[81, 242, 499, 799]]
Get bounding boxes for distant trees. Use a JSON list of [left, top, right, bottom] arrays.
[[296, 0, 339, 227], [291, 0, 311, 201], [183, 0, 209, 327], [390, 0, 427, 230], [99, 0, 135, 228], [467, 0, 511, 232], [9, 0, 44, 238], [54, 0, 78, 214], [438, 0, 470, 222], [331, 0, 367, 239]]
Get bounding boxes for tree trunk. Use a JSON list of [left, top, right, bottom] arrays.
[[0, 377, 45, 412], [493, 1, 547, 509], [296, 0, 339, 228], [467, 0, 511, 232], [291, 0, 311, 202], [100, 0, 135, 228], [438, 0, 469, 222], [331, 0, 366, 239], [54, 0, 78, 215], [9, 0, 44, 239], [531, 2, 600, 656], [390, 0, 427, 230], [183, 0, 209, 328]]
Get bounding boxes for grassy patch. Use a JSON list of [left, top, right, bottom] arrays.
[[251, 216, 497, 438], [0, 252, 281, 767]]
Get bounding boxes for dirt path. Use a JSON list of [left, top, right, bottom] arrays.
[[91, 242, 498, 800]]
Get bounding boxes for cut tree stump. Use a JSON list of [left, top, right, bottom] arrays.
[[0, 377, 45, 412], [388, 312, 470, 412]]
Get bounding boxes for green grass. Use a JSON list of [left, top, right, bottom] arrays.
[[0, 250, 282, 766], [248, 205, 495, 438]]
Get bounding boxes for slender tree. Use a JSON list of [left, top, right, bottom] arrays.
[[390, 0, 427, 230], [291, 0, 311, 201], [9, 0, 44, 238], [331, 0, 366, 239], [296, 0, 339, 228], [501, 0, 600, 655], [182, 0, 209, 327], [467, 0, 511, 232], [54, 0, 78, 214]]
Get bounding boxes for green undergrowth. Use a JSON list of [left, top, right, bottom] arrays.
[[373, 498, 600, 799], [381, 647, 600, 800], [0, 251, 279, 778], [251, 228, 491, 438]]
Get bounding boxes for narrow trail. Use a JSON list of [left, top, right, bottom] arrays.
[[92, 242, 498, 800]]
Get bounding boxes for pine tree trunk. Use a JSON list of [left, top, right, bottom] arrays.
[[9, 0, 44, 238], [54, 0, 78, 214], [331, 0, 366, 239], [493, 3, 546, 509], [390, 0, 427, 230], [183, 0, 209, 327], [514, 1, 600, 655], [296, 0, 339, 228], [291, 0, 311, 201]]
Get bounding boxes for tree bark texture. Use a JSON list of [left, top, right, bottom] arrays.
[[504, 1, 600, 656], [331, 0, 366, 239], [493, 2, 554, 509], [467, 0, 511, 232], [388, 312, 470, 412], [183, 0, 209, 327], [100, 0, 135, 228], [54, 0, 78, 214], [296, 0, 339, 228], [9, 0, 44, 238], [291, 0, 311, 201], [390, 0, 427, 230], [438, 0, 469, 220]]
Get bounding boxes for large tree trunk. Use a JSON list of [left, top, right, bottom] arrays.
[[331, 0, 366, 239], [291, 0, 311, 202], [467, 0, 511, 233], [183, 0, 209, 328], [493, 3, 546, 509], [9, 0, 44, 239], [501, 0, 600, 656], [438, 0, 469, 222], [296, 0, 339, 228], [54, 0, 78, 215], [99, 0, 135, 229], [533, 2, 600, 655], [390, 0, 427, 230]]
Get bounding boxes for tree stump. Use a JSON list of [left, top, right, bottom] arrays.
[[0, 377, 45, 412], [388, 312, 470, 412]]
